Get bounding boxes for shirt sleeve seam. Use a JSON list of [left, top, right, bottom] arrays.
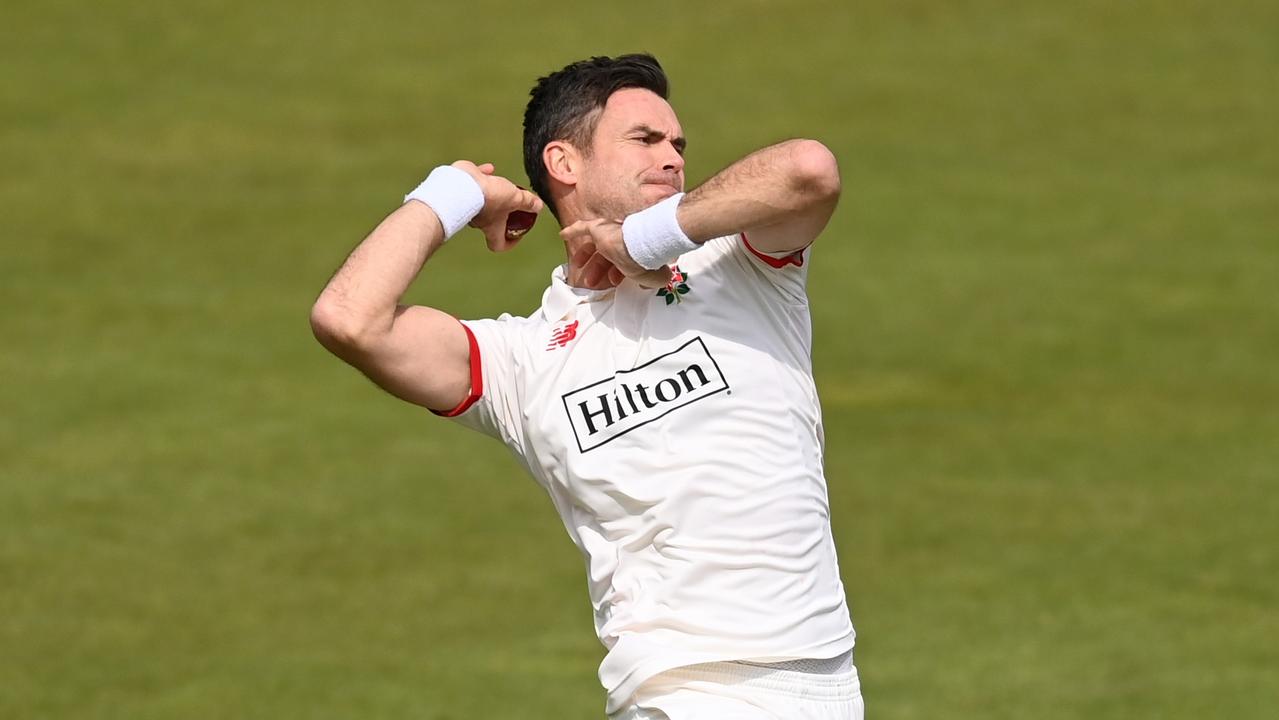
[[740, 232, 807, 268], [430, 320, 483, 417]]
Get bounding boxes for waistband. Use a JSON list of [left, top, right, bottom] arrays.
[[734, 650, 853, 675], [655, 652, 859, 701]]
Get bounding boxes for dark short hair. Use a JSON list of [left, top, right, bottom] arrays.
[[522, 53, 670, 219]]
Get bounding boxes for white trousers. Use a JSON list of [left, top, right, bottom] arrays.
[[610, 658, 864, 720]]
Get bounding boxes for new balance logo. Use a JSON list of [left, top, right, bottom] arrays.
[[546, 320, 579, 350], [561, 337, 730, 452]]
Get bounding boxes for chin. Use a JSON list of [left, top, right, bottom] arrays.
[[594, 185, 679, 219], [642, 183, 680, 205]]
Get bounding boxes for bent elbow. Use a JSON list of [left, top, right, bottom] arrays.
[[310, 298, 369, 356], [790, 139, 841, 203]]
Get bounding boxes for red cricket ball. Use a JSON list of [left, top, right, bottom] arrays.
[[505, 210, 537, 241]]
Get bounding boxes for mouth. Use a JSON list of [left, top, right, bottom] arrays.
[[644, 181, 681, 197]]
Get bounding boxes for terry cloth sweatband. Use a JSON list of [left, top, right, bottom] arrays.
[[622, 192, 697, 270], [404, 165, 485, 240]]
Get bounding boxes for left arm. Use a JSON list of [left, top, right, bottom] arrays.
[[561, 139, 840, 287], [677, 138, 841, 254]]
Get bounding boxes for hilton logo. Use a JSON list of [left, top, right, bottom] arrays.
[[561, 337, 730, 453]]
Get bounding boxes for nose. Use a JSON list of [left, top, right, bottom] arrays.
[[661, 140, 685, 174]]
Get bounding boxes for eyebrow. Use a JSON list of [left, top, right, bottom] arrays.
[[629, 124, 687, 153]]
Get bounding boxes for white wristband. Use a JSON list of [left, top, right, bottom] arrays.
[[404, 165, 485, 240], [622, 192, 697, 270]]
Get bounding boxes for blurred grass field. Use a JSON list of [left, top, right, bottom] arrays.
[[2, 0, 1277, 717]]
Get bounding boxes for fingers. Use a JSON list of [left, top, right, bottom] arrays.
[[571, 242, 596, 268], [559, 220, 593, 243], [633, 266, 674, 289], [578, 258, 668, 288], [562, 219, 661, 287], [582, 252, 616, 289], [519, 188, 543, 214], [481, 225, 510, 253], [449, 162, 545, 247], [473, 165, 539, 213]]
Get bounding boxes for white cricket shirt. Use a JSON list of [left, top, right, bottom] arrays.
[[436, 233, 854, 713]]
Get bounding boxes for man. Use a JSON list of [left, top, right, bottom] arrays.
[[311, 54, 863, 719]]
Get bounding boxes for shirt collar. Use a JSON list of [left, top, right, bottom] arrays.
[[540, 264, 614, 322]]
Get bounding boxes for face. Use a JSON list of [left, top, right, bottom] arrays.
[[574, 88, 687, 220]]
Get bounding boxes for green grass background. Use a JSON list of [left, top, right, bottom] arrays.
[[3, 0, 1276, 717]]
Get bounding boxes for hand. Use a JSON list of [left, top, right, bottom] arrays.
[[450, 161, 544, 252], [560, 218, 674, 290]]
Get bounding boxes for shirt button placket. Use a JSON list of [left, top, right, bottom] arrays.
[[611, 282, 646, 369]]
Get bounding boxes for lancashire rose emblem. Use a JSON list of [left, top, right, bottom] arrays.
[[656, 266, 691, 306]]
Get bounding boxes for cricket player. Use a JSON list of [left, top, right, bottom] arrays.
[[311, 53, 863, 719]]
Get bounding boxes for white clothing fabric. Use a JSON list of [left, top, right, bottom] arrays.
[[437, 233, 855, 713], [610, 652, 863, 719]]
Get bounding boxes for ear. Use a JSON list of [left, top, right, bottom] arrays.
[[543, 141, 580, 188]]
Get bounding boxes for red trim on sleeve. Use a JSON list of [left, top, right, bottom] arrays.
[[431, 321, 483, 418], [741, 232, 805, 268]]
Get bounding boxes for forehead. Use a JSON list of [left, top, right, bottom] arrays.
[[595, 88, 682, 136]]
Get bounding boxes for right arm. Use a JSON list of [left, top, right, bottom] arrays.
[[309, 162, 543, 411]]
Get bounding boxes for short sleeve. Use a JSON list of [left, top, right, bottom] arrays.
[[732, 232, 812, 305], [431, 315, 528, 456]]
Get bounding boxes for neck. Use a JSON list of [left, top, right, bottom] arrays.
[[555, 199, 603, 289], [562, 234, 595, 289]]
